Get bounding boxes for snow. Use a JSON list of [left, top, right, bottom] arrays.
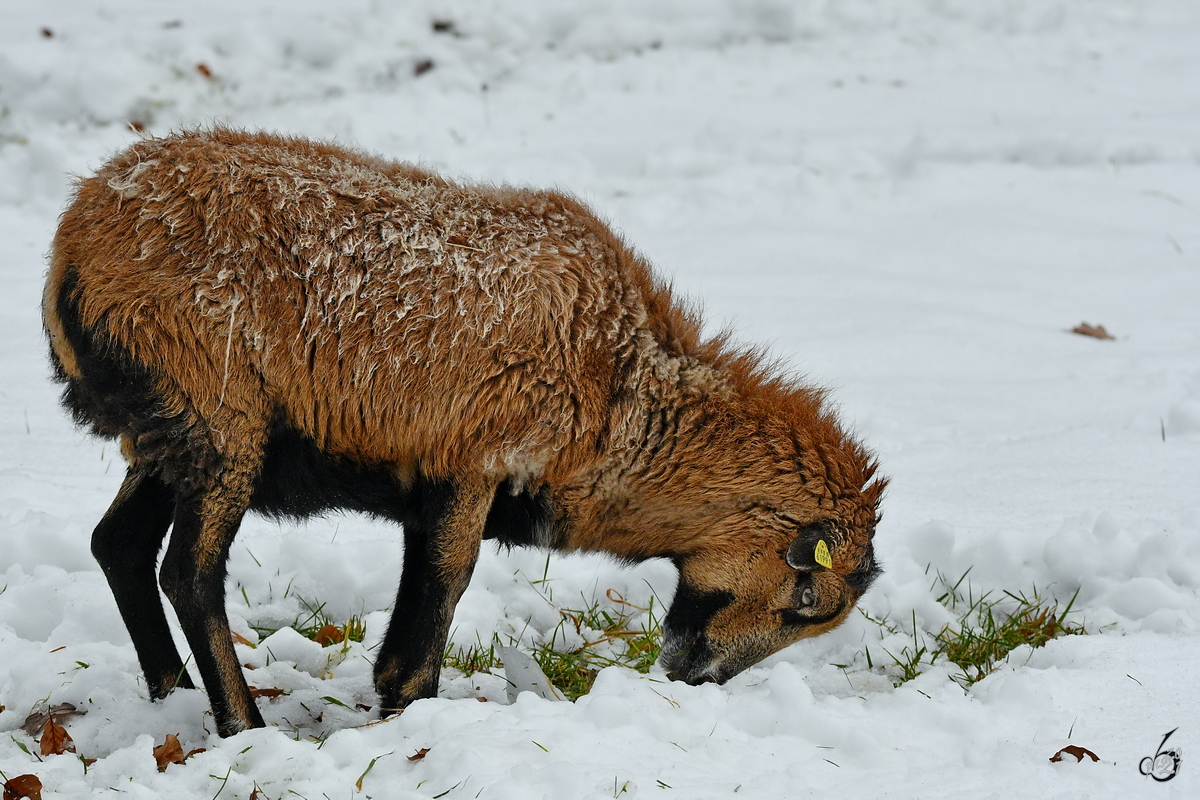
[[2, 1, 1199, 797]]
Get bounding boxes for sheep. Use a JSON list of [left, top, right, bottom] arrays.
[[43, 128, 886, 737]]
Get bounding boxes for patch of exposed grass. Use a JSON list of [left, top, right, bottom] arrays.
[[239, 564, 661, 700], [935, 578, 1084, 688], [249, 594, 366, 654], [442, 588, 663, 700], [442, 637, 503, 676], [531, 591, 663, 699], [860, 568, 1085, 689]]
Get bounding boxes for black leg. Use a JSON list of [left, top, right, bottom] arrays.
[[159, 476, 263, 737], [91, 467, 195, 698], [374, 476, 494, 715]]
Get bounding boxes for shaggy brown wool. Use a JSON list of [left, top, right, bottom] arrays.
[[45, 129, 885, 736]]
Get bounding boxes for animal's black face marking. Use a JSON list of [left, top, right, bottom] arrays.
[[659, 572, 735, 685], [780, 596, 849, 629], [658, 503, 883, 688]]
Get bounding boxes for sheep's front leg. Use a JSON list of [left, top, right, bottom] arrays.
[[374, 475, 496, 715]]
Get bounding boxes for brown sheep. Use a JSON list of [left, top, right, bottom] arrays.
[[43, 128, 885, 737]]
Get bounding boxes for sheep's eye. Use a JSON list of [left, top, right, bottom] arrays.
[[799, 587, 815, 607]]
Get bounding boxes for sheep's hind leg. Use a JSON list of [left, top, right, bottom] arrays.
[[374, 475, 496, 716], [159, 459, 262, 737], [91, 466, 195, 698]]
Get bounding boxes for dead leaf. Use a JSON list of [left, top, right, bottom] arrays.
[[414, 58, 435, 77], [232, 631, 255, 647], [153, 734, 187, 772], [1071, 323, 1115, 340], [39, 719, 75, 757], [407, 748, 430, 762], [1050, 744, 1100, 763], [196, 63, 213, 79], [40, 28, 54, 39], [249, 686, 288, 700], [355, 703, 373, 712], [185, 748, 206, 760], [3, 774, 43, 800], [312, 624, 343, 646], [21, 703, 85, 736]]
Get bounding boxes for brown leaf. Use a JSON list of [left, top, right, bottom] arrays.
[[3, 774, 44, 800], [414, 58, 435, 77], [312, 624, 343, 647], [248, 686, 288, 700], [21, 703, 85, 736], [407, 747, 430, 762], [355, 703, 373, 712], [154, 734, 187, 772], [39, 719, 75, 757], [1050, 744, 1100, 763], [196, 63, 214, 79], [185, 748, 207, 760], [40, 28, 54, 39], [1071, 323, 1114, 340], [232, 631, 255, 647]]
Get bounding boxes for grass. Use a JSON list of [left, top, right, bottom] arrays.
[[443, 588, 663, 700], [241, 569, 662, 700], [530, 591, 663, 698], [248, 594, 367, 654], [442, 638, 504, 676], [243, 559, 1079, 700], [861, 567, 1086, 689]]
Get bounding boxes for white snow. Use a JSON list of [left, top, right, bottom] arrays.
[[2, 1, 1199, 798]]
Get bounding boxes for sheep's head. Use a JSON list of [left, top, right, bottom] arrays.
[[659, 486, 883, 686]]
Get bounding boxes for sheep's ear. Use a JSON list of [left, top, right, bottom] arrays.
[[786, 525, 834, 571]]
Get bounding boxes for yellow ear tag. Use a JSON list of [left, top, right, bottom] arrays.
[[814, 539, 833, 569]]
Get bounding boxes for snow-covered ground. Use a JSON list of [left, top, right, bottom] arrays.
[[2, 1, 1199, 797]]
